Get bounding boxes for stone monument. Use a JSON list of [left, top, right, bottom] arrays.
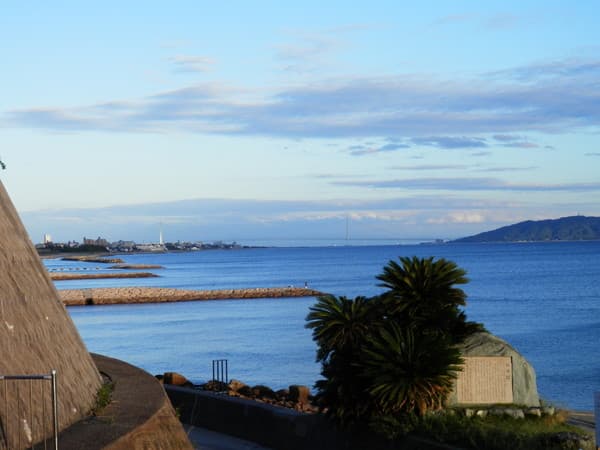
[[448, 332, 540, 407]]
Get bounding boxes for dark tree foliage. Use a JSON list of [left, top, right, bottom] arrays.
[[306, 256, 483, 430], [376, 256, 484, 343]]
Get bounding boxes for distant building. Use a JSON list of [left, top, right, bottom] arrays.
[[135, 243, 166, 253], [83, 236, 109, 247], [43, 233, 52, 244], [110, 240, 136, 252]]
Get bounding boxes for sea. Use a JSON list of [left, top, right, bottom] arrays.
[[44, 241, 600, 411]]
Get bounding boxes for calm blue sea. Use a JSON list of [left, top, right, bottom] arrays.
[[46, 242, 600, 410]]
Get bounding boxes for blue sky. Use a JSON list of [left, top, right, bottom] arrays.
[[2, 1, 600, 243]]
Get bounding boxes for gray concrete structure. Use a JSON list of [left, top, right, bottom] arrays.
[[0, 181, 102, 449]]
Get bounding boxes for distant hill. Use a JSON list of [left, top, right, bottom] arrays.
[[454, 216, 600, 243]]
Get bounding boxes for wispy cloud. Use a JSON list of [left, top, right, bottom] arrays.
[[169, 55, 216, 73], [387, 163, 537, 173], [389, 164, 470, 171], [333, 177, 600, 192], [275, 30, 343, 74], [5, 57, 600, 144], [491, 134, 539, 148], [411, 136, 487, 149], [489, 58, 600, 81], [474, 165, 538, 173], [470, 151, 492, 157], [348, 142, 409, 156], [585, 152, 600, 156], [432, 12, 519, 30]]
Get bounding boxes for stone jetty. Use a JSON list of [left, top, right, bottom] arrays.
[[50, 272, 158, 281], [59, 286, 324, 306]]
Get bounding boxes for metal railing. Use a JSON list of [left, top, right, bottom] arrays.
[[211, 360, 228, 393], [0, 370, 58, 450]]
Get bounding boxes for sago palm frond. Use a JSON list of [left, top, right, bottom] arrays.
[[359, 323, 463, 416], [306, 294, 375, 361]]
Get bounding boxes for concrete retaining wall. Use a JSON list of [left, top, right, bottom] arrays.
[[165, 386, 456, 450], [59, 355, 193, 450]]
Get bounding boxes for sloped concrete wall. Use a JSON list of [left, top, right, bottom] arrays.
[[0, 181, 102, 448]]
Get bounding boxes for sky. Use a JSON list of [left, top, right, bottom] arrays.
[[2, 1, 600, 244]]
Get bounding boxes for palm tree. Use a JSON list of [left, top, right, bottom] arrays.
[[306, 294, 376, 362], [306, 294, 379, 426], [377, 256, 468, 311], [306, 257, 481, 428], [358, 323, 462, 416], [376, 256, 482, 341]]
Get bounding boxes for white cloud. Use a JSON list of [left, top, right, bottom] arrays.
[[426, 212, 487, 225], [169, 55, 216, 73], [7, 57, 600, 143], [20, 196, 600, 242]]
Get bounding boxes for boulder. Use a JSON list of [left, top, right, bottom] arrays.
[[448, 332, 540, 407], [227, 379, 248, 393], [542, 406, 556, 416], [203, 380, 228, 392], [237, 385, 254, 397], [289, 385, 311, 404], [525, 407, 542, 418], [275, 388, 289, 400], [503, 408, 525, 419], [251, 385, 277, 400], [163, 372, 189, 386]]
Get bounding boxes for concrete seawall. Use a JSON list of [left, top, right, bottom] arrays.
[[59, 286, 324, 306], [59, 354, 193, 450], [165, 386, 455, 450]]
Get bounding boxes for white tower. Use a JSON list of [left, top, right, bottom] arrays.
[[159, 223, 164, 245]]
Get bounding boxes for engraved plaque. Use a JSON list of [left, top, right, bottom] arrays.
[[455, 356, 513, 404]]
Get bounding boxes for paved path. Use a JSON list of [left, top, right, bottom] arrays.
[[184, 425, 272, 450], [568, 410, 595, 435]]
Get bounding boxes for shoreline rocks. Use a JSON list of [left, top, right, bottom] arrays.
[[159, 374, 318, 414]]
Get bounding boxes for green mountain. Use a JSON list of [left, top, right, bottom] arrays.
[[454, 216, 600, 243]]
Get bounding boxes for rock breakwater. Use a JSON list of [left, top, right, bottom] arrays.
[[62, 256, 125, 264], [51, 272, 159, 281], [59, 286, 323, 306]]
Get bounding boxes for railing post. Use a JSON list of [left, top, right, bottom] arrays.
[[211, 359, 229, 393], [51, 370, 58, 450]]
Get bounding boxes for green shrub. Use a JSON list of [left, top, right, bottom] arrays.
[[92, 381, 114, 415]]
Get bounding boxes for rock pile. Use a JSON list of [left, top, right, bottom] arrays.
[[223, 380, 317, 413], [158, 372, 317, 413]]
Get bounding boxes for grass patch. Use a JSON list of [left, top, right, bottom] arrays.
[[410, 412, 593, 450], [91, 381, 115, 416]]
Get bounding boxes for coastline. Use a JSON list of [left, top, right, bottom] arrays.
[[59, 286, 324, 306]]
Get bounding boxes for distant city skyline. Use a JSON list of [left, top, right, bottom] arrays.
[[2, 1, 600, 242]]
